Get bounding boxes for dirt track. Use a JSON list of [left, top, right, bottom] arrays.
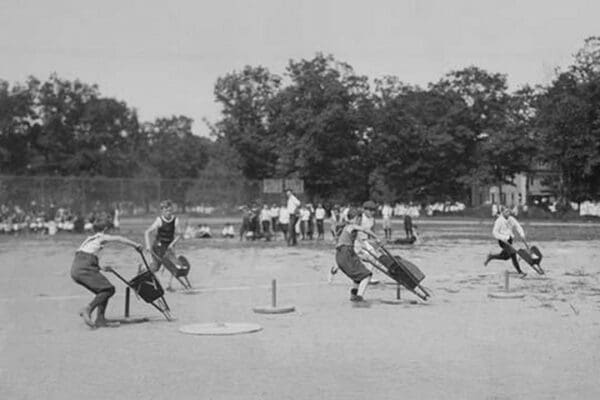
[[1, 221, 600, 400]]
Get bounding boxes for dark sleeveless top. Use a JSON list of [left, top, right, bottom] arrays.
[[156, 216, 176, 244]]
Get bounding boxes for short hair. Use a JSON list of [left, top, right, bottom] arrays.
[[346, 208, 360, 220], [160, 199, 173, 209]]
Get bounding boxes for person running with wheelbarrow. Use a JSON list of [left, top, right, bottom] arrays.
[[330, 208, 381, 306], [484, 205, 527, 277], [71, 231, 142, 328], [144, 199, 183, 290]]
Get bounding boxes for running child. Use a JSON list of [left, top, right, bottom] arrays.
[[71, 232, 142, 328], [330, 208, 381, 305], [144, 200, 182, 289], [484, 206, 527, 277]]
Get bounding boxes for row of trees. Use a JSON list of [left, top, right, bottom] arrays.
[[1, 37, 600, 206], [213, 37, 600, 206], [0, 76, 211, 179]]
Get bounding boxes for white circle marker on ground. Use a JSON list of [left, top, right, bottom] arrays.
[[253, 305, 296, 314], [488, 292, 526, 299], [179, 322, 262, 336]]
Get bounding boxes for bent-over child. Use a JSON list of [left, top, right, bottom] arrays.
[[71, 232, 141, 328], [330, 208, 381, 305]]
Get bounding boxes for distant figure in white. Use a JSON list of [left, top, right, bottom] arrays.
[[484, 206, 526, 277]]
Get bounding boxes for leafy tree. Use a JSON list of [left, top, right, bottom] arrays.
[[535, 69, 600, 204], [268, 53, 372, 202], [369, 80, 474, 203], [142, 116, 211, 208], [432, 67, 534, 204], [213, 66, 281, 179], [0, 77, 40, 174]]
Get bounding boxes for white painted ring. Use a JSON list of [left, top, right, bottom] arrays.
[[488, 292, 526, 299], [179, 322, 262, 335], [252, 306, 295, 314]]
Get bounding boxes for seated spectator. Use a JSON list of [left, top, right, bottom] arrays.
[[197, 224, 212, 238], [47, 219, 58, 236], [84, 219, 94, 232], [222, 223, 235, 238], [183, 222, 198, 240]]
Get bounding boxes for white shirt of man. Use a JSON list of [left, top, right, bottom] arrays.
[[381, 204, 393, 219], [278, 207, 290, 224], [356, 213, 374, 242], [492, 215, 525, 242], [340, 207, 350, 222], [270, 206, 279, 219], [300, 208, 310, 221], [315, 206, 326, 220], [260, 208, 271, 222], [287, 193, 301, 215]]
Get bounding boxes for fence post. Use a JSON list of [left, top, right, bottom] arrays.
[[120, 179, 124, 202], [157, 179, 161, 204], [40, 177, 45, 205]]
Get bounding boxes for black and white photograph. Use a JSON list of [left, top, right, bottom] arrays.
[[1, 1, 600, 399]]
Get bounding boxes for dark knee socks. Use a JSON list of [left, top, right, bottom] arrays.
[[510, 255, 523, 274]]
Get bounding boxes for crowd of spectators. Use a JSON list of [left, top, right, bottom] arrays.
[[0, 201, 119, 235]]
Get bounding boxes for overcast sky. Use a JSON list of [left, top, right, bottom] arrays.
[[1, 0, 598, 135]]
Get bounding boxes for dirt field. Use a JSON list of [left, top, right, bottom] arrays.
[[1, 218, 600, 400]]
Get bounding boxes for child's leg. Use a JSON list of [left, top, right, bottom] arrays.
[[510, 253, 524, 274], [485, 241, 516, 266], [79, 286, 115, 327], [357, 275, 371, 297], [94, 286, 116, 325]]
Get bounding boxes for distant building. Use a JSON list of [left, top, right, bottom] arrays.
[[471, 163, 558, 208]]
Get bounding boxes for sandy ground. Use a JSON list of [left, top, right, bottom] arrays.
[[1, 220, 600, 400]]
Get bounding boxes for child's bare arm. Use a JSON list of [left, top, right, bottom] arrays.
[[102, 234, 142, 250], [354, 226, 380, 242]]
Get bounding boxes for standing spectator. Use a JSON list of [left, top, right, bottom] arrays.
[[270, 203, 279, 240], [47, 201, 57, 223], [239, 206, 252, 241], [112, 203, 121, 232], [306, 203, 315, 240], [249, 205, 260, 240], [278, 201, 290, 243], [299, 204, 310, 240], [285, 189, 301, 246], [381, 201, 393, 240], [259, 204, 272, 241], [404, 214, 414, 240], [315, 203, 326, 240]]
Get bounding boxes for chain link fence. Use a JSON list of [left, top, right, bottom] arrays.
[[0, 175, 264, 216]]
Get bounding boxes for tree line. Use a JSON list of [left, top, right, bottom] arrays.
[[1, 37, 600, 207]]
